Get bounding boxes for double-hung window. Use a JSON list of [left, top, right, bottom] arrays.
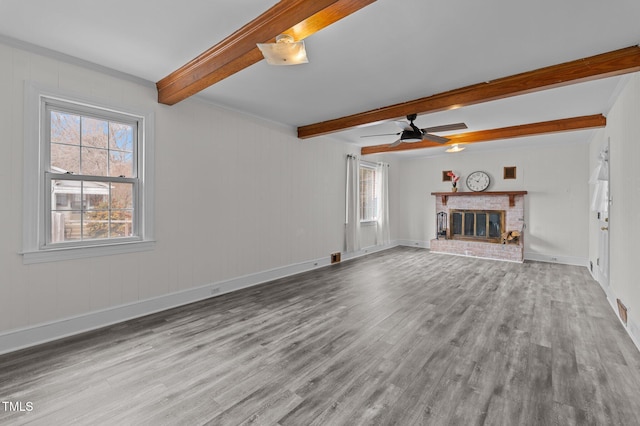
[[47, 101, 139, 244], [359, 165, 378, 222], [23, 84, 154, 263]]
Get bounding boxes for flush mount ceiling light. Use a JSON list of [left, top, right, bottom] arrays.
[[445, 144, 466, 153], [257, 34, 309, 66]]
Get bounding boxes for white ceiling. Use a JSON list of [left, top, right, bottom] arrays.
[[1, 0, 639, 157]]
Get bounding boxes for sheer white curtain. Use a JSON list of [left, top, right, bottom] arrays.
[[345, 154, 361, 252], [375, 162, 390, 245]]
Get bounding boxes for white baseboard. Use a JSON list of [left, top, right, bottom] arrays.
[[0, 254, 340, 356], [396, 239, 430, 249], [599, 284, 640, 354], [341, 242, 400, 261], [523, 252, 588, 267], [627, 316, 640, 353]]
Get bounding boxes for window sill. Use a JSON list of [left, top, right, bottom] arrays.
[[360, 220, 378, 227], [22, 240, 156, 264]]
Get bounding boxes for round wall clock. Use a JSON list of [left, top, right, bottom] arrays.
[[466, 171, 490, 192]]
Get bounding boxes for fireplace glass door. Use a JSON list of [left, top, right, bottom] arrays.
[[450, 210, 504, 243]]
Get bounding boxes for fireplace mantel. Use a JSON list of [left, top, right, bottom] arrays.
[[431, 191, 528, 207]]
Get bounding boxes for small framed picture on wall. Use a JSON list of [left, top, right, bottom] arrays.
[[503, 166, 517, 180]]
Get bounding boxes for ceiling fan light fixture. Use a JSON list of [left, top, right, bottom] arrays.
[[257, 34, 309, 66], [400, 130, 423, 142], [445, 144, 465, 153]]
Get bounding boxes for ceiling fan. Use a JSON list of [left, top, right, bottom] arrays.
[[361, 114, 467, 147]]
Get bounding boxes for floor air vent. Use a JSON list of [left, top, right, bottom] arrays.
[[617, 299, 628, 326]]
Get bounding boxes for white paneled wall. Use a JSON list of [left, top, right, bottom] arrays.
[[600, 73, 640, 342], [0, 40, 359, 338]]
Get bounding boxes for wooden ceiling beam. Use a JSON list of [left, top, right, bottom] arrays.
[[299, 46, 640, 139], [360, 114, 606, 155], [156, 0, 376, 105]]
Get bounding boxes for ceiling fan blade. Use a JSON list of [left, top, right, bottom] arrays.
[[393, 120, 412, 131], [422, 122, 468, 133], [422, 133, 450, 143], [389, 139, 403, 147], [360, 132, 401, 138]]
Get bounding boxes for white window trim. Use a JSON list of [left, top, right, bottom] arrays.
[[22, 81, 155, 264]]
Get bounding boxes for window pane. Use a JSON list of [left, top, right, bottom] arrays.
[[476, 213, 487, 236], [110, 210, 133, 237], [109, 150, 134, 177], [83, 211, 109, 240], [81, 117, 108, 148], [83, 181, 110, 211], [452, 212, 462, 235], [51, 143, 80, 173], [54, 194, 69, 210], [489, 213, 502, 238], [464, 213, 474, 236], [51, 179, 81, 210], [359, 167, 376, 221], [109, 122, 133, 152], [111, 182, 133, 209], [82, 180, 109, 239], [51, 111, 80, 145], [81, 147, 108, 176], [51, 210, 81, 242]]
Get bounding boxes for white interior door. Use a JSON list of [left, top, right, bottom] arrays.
[[598, 210, 609, 287], [596, 141, 610, 288]]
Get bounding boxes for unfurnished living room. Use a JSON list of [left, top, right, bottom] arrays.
[[1, 1, 640, 425]]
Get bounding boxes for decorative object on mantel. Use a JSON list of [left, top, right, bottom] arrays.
[[502, 230, 520, 244], [447, 171, 460, 192], [442, 170, 452, 182], [466, 171, 490, 192], [504, 166, 517, 180]]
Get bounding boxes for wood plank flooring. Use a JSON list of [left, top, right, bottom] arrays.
[[1, 247, 640, 425]]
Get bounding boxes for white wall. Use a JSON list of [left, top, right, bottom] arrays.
[[394, 141, 591, 264], [592, 73, 640, 345], [0, 40, 363, 344]]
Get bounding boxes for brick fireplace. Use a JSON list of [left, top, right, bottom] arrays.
[[430, 191, 527, 262]]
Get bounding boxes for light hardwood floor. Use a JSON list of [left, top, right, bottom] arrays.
[[1, 247, 640, 425]]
